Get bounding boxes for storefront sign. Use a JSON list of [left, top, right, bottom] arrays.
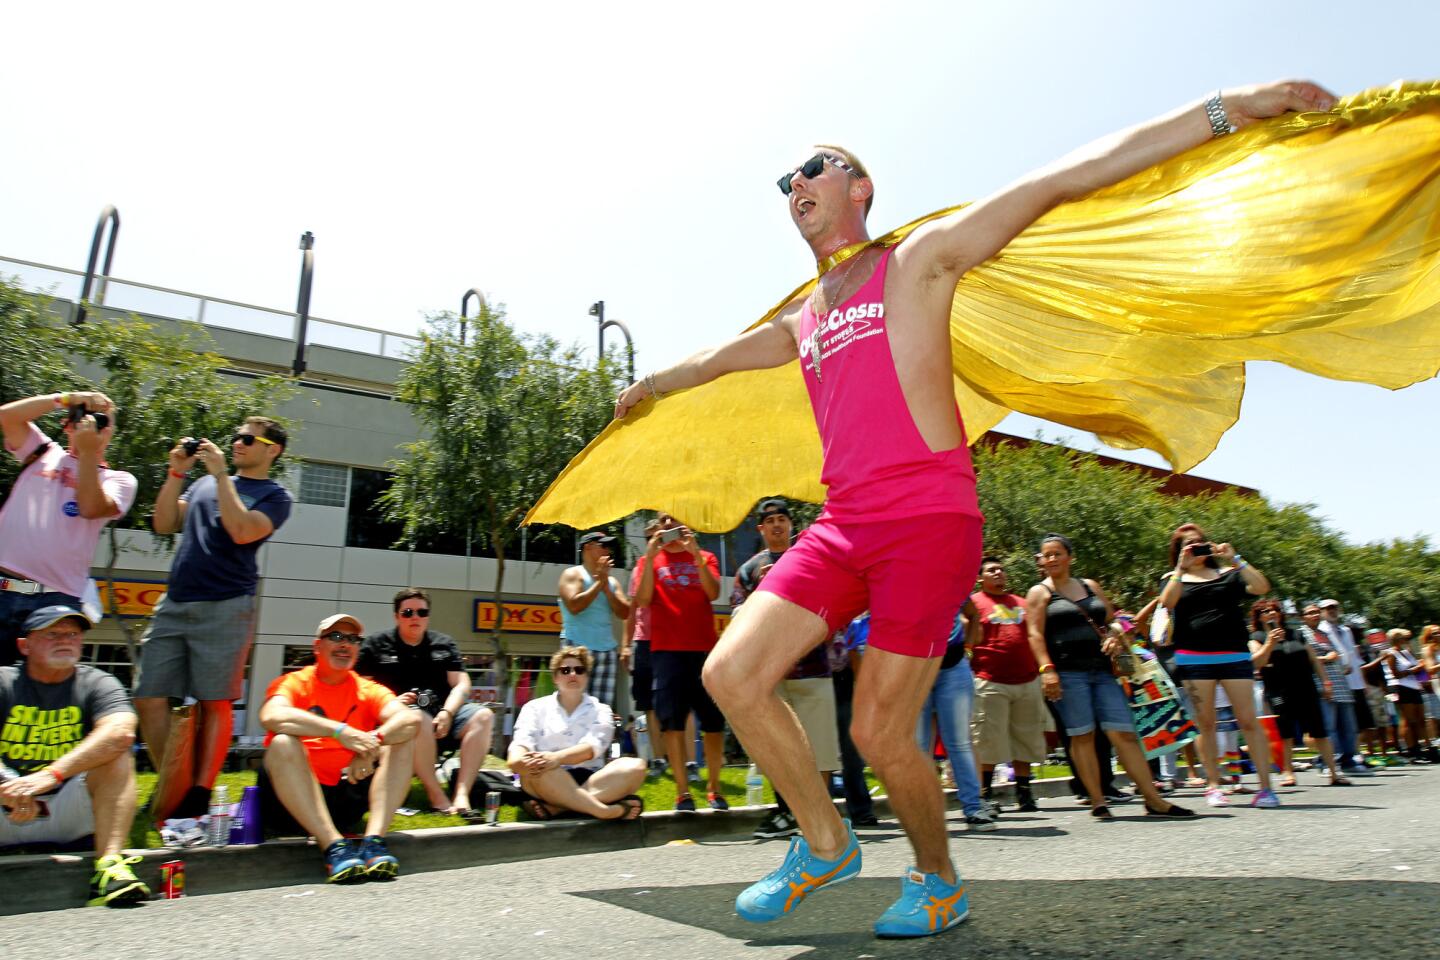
[[95, 579, 166, 618], [473, 599, 731, 636]]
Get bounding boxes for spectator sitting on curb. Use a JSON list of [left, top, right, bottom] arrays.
[[259, 614, 421, 884], [0, 605, 149, 907], [507, 646, 645, 821], [357, 588, 495, 816]]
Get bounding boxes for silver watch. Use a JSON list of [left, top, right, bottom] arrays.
[[1204, 90, 1235, 137]]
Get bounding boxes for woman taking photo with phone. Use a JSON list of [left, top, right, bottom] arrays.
[[1025, 534, 1195, 821], [1160, 523, 1278, 808], [1248, 599, 1347, 786]]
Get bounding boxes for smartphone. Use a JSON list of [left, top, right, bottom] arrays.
[[1190, 543, 1213, 557], [658, 526, 685, 544]]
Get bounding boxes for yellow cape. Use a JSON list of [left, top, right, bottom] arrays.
[[527, 80, 1440, 532]]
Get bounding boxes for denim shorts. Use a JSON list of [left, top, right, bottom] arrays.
[[1053, 669, 1133, 736]]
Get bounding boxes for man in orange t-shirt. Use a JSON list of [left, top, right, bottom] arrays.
[[260, 613, 420, 884]]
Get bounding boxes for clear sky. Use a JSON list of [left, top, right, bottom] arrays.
[[3, 1, 1436, 544]]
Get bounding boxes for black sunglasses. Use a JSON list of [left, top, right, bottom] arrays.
[[556, 665, 588, 676], [400, 607, 430, 618], [232, 433, 277, 447], [320, 631, 360, 644], [778, 153, 858, 195]]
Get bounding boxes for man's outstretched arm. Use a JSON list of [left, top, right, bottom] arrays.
[[614, 308, 800, 419], [902, 81, 1337, 288]]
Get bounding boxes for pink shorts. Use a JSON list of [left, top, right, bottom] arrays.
[[757, 511, 983, 659]]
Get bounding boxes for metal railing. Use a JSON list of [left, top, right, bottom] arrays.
[[0, 254, 422, 362]]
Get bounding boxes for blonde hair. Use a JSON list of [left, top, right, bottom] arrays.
[[815, 144, 873, 217], [551, 645, 594, 674], [1387, 628, 1413, 643]]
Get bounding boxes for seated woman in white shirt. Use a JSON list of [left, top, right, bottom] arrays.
[[508, 646, 647, 820]]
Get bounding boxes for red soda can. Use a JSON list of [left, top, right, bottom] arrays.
[[160, 859, 186, 899]]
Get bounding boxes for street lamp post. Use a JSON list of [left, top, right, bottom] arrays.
[[291, 231, 315, 377], [73, 205, 121, 326], [461, 287, 486, 345], [589, 300, 636, 383]]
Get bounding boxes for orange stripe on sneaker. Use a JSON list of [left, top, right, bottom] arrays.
[[923, 886, 966, 931], [782, 845, 858, 913]]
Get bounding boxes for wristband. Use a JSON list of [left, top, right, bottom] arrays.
[[332, 723, 348, 739], [46, 766, 65, 784], [375, 731, 385, 744], [168, 469, 187, 480], [1039, 663, 1056, 674], [55, 393, 70, 408]]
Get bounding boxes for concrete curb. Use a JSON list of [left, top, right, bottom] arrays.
[[1, 775, 1090, 915]]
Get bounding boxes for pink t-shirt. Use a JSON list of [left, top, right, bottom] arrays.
[[0, 424, 137, 597]]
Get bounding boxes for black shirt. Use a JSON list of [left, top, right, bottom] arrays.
[[1260, 627, 1320, 707], [1042, 581, 1110, 672], [1171, 569, 1251, 654], [356, 628, 464, 712]]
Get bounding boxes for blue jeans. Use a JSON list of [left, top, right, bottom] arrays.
[[0, 589, 82, 668], [916, 658, 983, 817], [1321, 697, 1360, 769]]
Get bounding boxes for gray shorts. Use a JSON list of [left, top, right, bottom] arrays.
[[134, 593, 257, 701], [0, 774, 93, 849]]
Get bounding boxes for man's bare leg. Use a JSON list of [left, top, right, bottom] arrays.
[[86, 750, 139, 858], [195, 699, 233, 790], [663, 729, 691, 801], [134, 697, 171, 771], [410, 718, 453, 811], [850, 647, 953, 880], [365, 740, 415, 836], [450, 708, 495, 811], [705, 594, 844, 856], [263, 735, 343, 847], [703, 730, 725, 795]]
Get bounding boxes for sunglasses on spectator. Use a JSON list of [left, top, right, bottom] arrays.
[[232, 433, 277, 447], [556, 665, 587, 676], [399, 607, 430, 618], [777, 153, 858, 195], [320, 631, 360, 645]]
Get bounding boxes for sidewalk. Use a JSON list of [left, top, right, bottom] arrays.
[[0, 776, 1087, 915]]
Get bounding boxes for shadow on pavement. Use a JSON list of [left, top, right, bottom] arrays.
[[573, 877, 1440, 959]]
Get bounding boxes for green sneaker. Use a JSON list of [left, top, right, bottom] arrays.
[[88, 854, 151, 907]]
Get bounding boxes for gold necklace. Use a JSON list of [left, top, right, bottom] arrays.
[[808, 247, 871, 383]]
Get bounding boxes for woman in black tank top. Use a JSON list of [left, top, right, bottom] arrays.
[[1024, 534, 1193, 821]]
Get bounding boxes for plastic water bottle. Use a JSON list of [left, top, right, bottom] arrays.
[[207, 785, 231, 847], [745, 763, 765, 806]]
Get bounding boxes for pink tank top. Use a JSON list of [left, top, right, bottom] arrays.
[[797, 247, 980, 522]]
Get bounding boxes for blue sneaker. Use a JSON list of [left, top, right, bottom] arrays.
[[735, 821, 861, 922], [873, 867, 969, 938], [359, 834, 399, 880], [323, 838, 367, 884]]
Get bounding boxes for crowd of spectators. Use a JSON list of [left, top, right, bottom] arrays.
[[3, 392, 1437, 901]]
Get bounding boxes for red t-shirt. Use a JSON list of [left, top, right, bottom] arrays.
[[264, 666, 396, 785], [969, 591, 1038, 685], [642, 549, 720, 652]]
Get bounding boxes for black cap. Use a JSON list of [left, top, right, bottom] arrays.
[[757, 498, 790, 519], [578, 531, 615, 547], [23, 604, 95, 634]]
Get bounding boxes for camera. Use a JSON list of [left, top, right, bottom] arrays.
[[658, 526, 685, 544], [67, 404, 110, 432], [413, 688, 439, 711], [182, 438, 202, 457], [1191, 543, 1213, 557]]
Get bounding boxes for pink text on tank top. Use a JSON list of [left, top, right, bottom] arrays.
[[797, 247, 980, 522]]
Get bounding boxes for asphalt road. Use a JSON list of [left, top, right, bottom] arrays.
[[7, 767, 1437, 960]]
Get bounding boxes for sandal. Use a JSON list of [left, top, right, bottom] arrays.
[[522, 798, 560, 821], [1144, 802, 1198, 819], [612, 795, 645, 821], [1326, 775, 1353, 786], [1090, 805, 1113, 820], [1278, 775, 1298, 788]]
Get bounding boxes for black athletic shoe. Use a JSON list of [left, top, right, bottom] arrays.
[[850, 814, 882, 828], [753, 810, 800, 839]]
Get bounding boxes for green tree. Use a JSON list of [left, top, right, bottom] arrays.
[[0, 282, 79, 497], [378, 305, 626, 702]]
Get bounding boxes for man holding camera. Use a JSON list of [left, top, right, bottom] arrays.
[[558, 531, 631, 708], [134, 416, 292, 818], [357, 588, 495, 815], [0, 391, 136, 668]]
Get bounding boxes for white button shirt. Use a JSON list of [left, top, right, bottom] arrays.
[[510, 692, 613, 770]]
